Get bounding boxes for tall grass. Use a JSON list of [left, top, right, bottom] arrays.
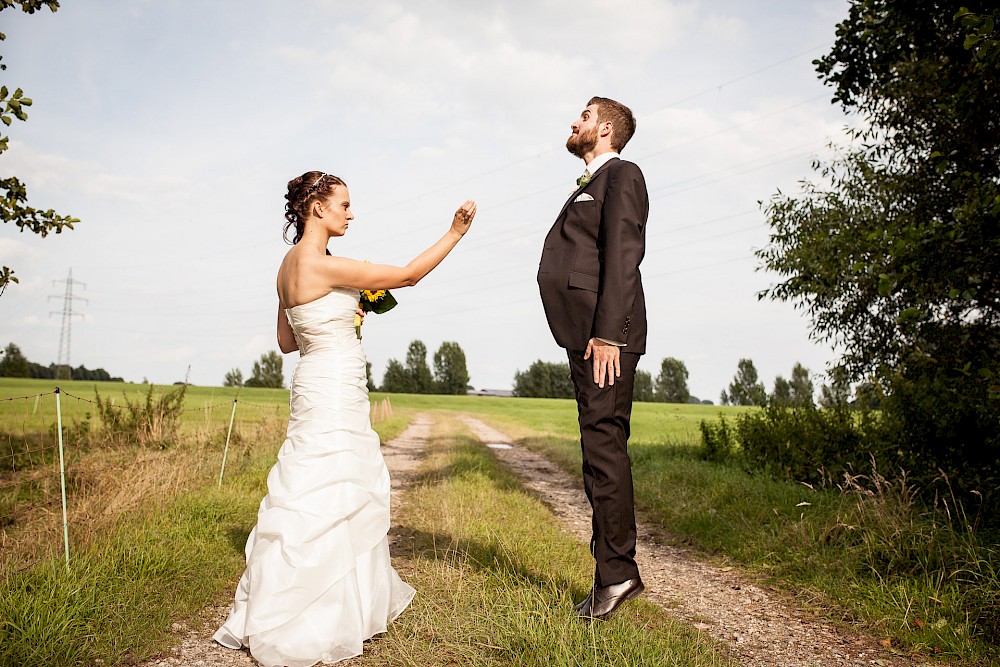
[[0, 487, 260, 665]]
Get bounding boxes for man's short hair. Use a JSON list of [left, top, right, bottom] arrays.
[[588, 96, 636, 152]]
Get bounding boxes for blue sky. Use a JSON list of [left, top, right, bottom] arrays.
[[1, 0, 851, 400]]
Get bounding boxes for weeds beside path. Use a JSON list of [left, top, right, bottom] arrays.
[[458, 414, 932, 667]]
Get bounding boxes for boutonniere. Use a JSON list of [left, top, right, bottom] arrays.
[[576, 171, 592, 188]]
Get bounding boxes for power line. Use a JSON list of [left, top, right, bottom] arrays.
[[354, 42, 833, 225]]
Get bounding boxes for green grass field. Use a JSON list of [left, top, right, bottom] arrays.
[[1, 379, 997, 665]]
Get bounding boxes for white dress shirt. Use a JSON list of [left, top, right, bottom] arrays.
[[583, 151, 619, 178]]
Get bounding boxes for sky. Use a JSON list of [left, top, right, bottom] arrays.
[[1, 0, 854, 400]]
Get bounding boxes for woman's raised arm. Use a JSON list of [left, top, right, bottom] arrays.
[[319, 200, 476, 291]]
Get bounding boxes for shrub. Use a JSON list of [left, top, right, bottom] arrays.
[[93, 384, 186, 449], [698, 416, 736, 462], [733, 403, 887, 486]]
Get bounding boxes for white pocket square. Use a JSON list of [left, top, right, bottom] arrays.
[[574, 193, 594, 202]]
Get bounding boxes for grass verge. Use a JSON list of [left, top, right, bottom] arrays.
[[0, 485, 261, 665]]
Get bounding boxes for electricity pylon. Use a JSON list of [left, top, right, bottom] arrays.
[[48, 269, 87, 380]]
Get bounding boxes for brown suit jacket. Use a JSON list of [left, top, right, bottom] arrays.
[[537, 157, 649, 354]]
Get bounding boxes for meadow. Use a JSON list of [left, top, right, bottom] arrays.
[[1, 378, 997, 665]]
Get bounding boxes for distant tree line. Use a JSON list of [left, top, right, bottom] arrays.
[[513, 356, 714, 404], [719, 358, 819, 408], [0, 342, 123, 382], [229, 341, 470, 394], [380, 340, 469, 394]]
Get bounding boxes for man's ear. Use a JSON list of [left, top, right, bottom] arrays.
[[599, 120, 614, 140]]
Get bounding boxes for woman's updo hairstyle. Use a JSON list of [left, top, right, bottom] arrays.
[[283, 170, 347, 244]]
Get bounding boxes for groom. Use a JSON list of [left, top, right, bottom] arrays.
[[537, 97, 648, 619]]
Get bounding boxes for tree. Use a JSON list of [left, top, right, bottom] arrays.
[[788, 363, 814, 408], [854, 380, 883, 410], [70, 364, 120, 382], [405, 340, 433, 394], [365, 361, 376, 392], [512, 360, 574, 398], [0, 1, 78, 296], [756, 0, 1000, 512], [433, 341, 469, 395], [380, 359, 411, 393], [757, 1, 999, 384], [771, 363, 815, 407], [726, 358, 767, 407], [245, 351, 284, 388], [654, 357, 690, 403], [223, 368, 243, 387], [818, 366, 851, 409], [633, 369, 653, 402], [0, 342, 29, 377], [770, 376, 791, 406]]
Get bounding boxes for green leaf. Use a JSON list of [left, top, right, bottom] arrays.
[[878, 273, 895, 296], [371, 291, 398, 314]]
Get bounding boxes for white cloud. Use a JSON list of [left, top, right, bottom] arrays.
[[703, 14, 750, 45]]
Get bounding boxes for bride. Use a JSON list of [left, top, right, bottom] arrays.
[[214, 170, 476, 666]]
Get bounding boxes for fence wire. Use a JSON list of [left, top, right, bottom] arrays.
[[1, 387, 393, 575]]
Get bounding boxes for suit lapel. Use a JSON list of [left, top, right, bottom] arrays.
[[555, 157, 619, 222]]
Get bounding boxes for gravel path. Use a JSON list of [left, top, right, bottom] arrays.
[[458, 414, 930, 667]]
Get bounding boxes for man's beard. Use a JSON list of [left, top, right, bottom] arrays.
[[566, 126, 597, 158]]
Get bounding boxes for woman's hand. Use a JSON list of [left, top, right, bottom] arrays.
[[451, 200, 477, 236]]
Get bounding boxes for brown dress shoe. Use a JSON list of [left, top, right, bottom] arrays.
[[577, 578, 644, 619], [573, 590, 593, 614]]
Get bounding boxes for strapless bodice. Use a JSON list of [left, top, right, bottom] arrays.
[[284, 287, 360, 355]]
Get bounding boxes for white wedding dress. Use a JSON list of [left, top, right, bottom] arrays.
[[214, 287, 415, 667]]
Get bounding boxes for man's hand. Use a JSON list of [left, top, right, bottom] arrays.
[[584, 338, 620, 388]]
